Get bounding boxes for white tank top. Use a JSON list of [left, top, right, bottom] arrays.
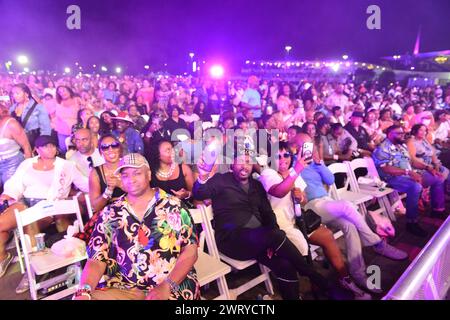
[[0, 118, 21, 159]]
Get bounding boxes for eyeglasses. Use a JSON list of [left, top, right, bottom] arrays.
[[100, 142, 121, 151], [278, 152, 291, 159], [392, 131, 405, 136]]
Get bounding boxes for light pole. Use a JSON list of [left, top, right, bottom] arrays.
[[285, 45, 292, 59], [189, 53, 195, 75]]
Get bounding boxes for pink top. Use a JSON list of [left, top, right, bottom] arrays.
[[136, 87, 155, 106], [54, 99, 81, 135]]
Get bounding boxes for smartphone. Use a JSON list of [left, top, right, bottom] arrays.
[[301, 142, 314, 161], [203, 140, 220, 166], [0, 95, 10, 102]]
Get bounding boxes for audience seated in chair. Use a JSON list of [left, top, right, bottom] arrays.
[[295, 133, 408, 294]]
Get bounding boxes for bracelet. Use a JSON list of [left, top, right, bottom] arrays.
[[72, 292, 91, 300], [73, 284, 92, 300], [102, 188, 113, 199], [164, 277, 180, 293], [197, 175, 210, 184]]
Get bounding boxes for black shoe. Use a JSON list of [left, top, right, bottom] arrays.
[[430, 211, 446, 220], [406, 223, 428, 238]]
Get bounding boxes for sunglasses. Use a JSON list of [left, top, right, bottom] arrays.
[[100, 142, 121, 151], [278, 152, 291, 159]]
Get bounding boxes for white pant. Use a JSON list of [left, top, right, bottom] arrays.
[[305, 196, 381, 278]]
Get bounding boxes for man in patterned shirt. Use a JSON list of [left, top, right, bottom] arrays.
[[372, 125, 427, 238], [73, 153, 200, 300]]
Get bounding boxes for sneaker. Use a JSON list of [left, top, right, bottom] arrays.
[[406, 223, 428, 238], [0, 252, 13, 278], [352, 274, 383, 295], [16, 274, 30, 294], [373, 239, 408, 261], [430, 211, 446, 220], [339, 276, 372, 300]]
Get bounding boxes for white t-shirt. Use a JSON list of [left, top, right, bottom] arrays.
[[180, 113, 200, 124], [21, 168, 55, 199], [326, 93, 349, 109], [435, 121, 450, 142], [67, 149, 105, 178], [259, 168, 308, 256], [241, 88, 262, 118]]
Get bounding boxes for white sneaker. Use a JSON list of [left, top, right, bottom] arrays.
[[340, 276, 372, 300], [0, 252, 13, 278], [16, 274, 30, 294]]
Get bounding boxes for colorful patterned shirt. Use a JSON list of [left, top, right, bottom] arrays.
[[372, 138, 412, 180], [87, 188, 200, 300]]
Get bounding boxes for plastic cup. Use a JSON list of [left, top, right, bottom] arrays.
[[35, 233, 46, 252]]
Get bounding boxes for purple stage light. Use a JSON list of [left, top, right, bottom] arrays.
[[209, 65, 224, 79]]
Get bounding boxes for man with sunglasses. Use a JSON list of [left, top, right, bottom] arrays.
[[373, 125, 427, 237], [67, 127, 105, 179]]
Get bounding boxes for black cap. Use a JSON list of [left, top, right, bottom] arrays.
[[351, 111, 365, 119], [34, 135, 57, 148]]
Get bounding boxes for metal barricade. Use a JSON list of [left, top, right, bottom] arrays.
[[383, 217, 450, 300]]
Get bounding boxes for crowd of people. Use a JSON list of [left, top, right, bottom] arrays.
[[0, 70, 449, 300]]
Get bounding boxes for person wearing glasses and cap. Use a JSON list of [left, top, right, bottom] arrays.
[[112, 112, 144, 155], [73, 153, 200, 300]]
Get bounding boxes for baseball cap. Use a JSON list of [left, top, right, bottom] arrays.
[[34, 135, 58, 148], [351, 111, 365, 119], [114, 153, 150, 175]]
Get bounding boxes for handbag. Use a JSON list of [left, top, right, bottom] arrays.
[[295, 208, 322, 235]]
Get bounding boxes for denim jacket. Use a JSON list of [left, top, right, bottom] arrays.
[[10, 100, 51, 135], [112, 128, 144, 155]]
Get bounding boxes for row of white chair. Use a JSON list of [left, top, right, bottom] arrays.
[[327, 157, 405, 221]]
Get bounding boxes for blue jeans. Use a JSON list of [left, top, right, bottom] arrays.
[[422, 171, 447, 211], [387, 176, 422, 222], [0, 153, 24, 186], [57, 133, 71, 154]]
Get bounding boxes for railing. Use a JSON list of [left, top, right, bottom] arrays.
[[383, 216, 450, 300]]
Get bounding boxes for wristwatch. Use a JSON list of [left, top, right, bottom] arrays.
[[164, 277, 180, 293]]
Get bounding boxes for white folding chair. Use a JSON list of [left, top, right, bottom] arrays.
[[14, 196, 87, 300], [327, 162, 374, 215], [84, 193, 94, 219], [189, 206, 232, 300], [200, 205, 274, 299], [365, 157, 407, 220], [346, 157, 397, 221]]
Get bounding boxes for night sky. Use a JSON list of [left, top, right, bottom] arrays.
[[1, 0, 449, 73]]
